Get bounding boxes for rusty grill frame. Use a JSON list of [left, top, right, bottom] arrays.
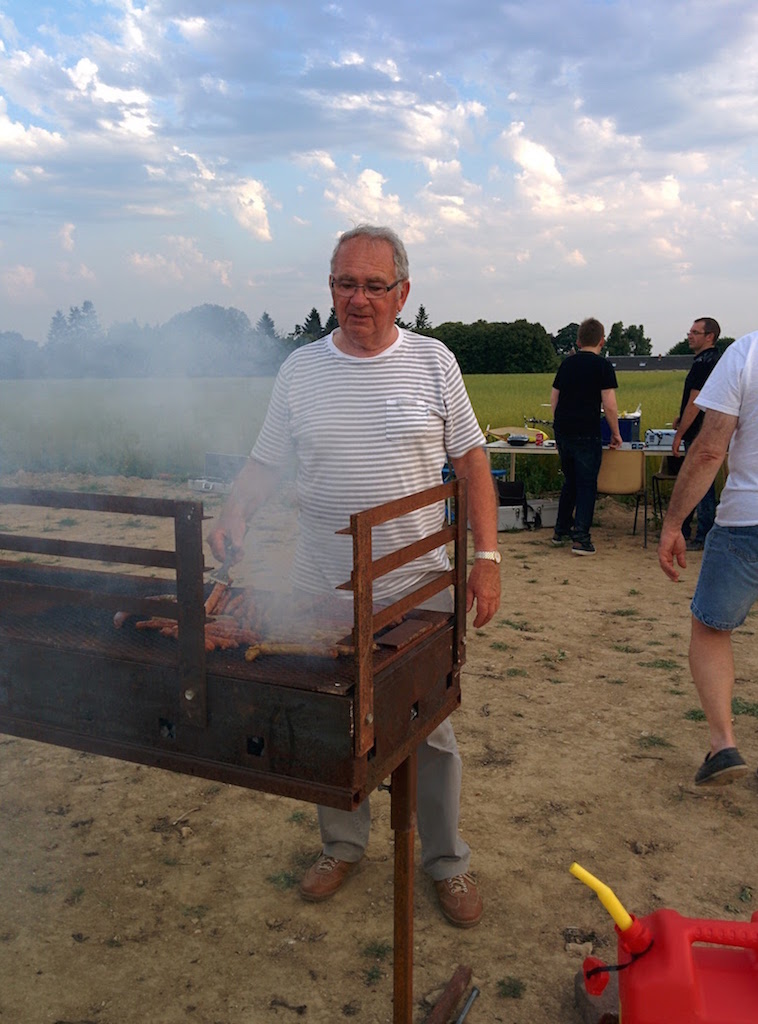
[[0, 480, 467, 810]]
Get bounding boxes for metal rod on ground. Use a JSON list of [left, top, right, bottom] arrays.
[[455, 986, 480, 1023], [425, 964, 472, 1024]]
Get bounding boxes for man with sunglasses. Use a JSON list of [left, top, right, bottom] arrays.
[[209, 224, 500, 928], [672, 318, 721, 550]]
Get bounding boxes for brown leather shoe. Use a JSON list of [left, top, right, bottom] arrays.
[[299, 853, 359, 902], [434, 872, 483, 928]]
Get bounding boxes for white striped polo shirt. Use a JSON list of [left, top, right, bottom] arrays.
[[252, 328, 485, 599]]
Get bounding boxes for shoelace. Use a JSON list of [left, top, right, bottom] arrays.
[[315, 856, 342, 874], [444, 873, 472, 895]]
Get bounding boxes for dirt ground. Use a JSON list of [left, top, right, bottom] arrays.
[[1, 472, 757, 1024]]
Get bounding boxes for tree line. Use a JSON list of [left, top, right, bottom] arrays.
[[0, 299, 708, 380]]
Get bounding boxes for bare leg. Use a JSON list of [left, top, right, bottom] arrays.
[[689, 615, 736, 754]]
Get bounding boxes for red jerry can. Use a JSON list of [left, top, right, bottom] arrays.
[[570, 863, 758, 1024], [617, 908, 758, 1023]]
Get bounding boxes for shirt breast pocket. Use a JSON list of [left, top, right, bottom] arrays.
[[385, 399, 431, 439]]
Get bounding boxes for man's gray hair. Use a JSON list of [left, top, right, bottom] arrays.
[[330, 224, 409, 280]]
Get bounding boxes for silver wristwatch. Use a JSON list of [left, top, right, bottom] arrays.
[[474, 550, 501, 564]]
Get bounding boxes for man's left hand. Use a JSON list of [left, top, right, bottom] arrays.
[[467, 558, 501, 627]]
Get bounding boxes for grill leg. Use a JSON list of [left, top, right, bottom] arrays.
[[391, 751, 417, 1024]]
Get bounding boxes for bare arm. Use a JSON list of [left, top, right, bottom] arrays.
[[657, 409, 735, 581], [449, 445, 501, 627], [672, 388, 701, 456], [207, 457, 280, 564], [600, 388, 623, 449]]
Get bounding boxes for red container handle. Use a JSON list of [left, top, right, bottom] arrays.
[[686, 917, 758, 951]]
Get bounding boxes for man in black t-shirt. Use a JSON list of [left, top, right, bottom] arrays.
[[550, 318, 622, 555], [672, 318, 721, 550]]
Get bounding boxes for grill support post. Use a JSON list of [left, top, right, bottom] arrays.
[[391, 750, 417, 1024], [174, 501, 207, 726]]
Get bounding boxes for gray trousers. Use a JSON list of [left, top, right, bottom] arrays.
[[317, 575, 471, 881]]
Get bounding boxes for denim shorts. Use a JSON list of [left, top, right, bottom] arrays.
[[691, 524, 758, 630]]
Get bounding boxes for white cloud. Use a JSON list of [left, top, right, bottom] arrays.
[[65, 58, 156, 139], [331, 51, 364, 68], [13, 165, 48, 183], [130, 236, 232, 288], [565, 249, 586, 267], [325, 167, 401, 223], [2, 264, 38, 299], [640, 175, 681, 210], [0, 96, 63, 156], [504, 122, 562, 184], [374, 59, 400, 82], [175, 17, 208, 42], [200, 74, 229, 95], [229, 180, 272, 241], [296, 150, 338, 174], [58, 261, 96, 283], [59, 223, 76, 252], [654, 237, 684, 259]]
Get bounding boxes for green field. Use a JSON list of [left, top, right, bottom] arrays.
[[0, 371, 685, 483]]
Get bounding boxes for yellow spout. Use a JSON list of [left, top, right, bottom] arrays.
[[570, 862, 634, 932]]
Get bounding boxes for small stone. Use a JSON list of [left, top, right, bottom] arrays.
[[566, 941, 594, 958]]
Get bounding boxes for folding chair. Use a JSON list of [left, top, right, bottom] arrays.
[[596, 448, 648, 547], [651, 454, 681, 522]]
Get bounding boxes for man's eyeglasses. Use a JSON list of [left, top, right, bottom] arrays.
[[688, 329, 707, 335], [330, 277, 402, 299]]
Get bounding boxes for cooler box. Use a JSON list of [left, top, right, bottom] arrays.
[[602, 414, 640, 444], [188, 452, 248, 494], [493, 477, 559, 531], [527, 499, 559, 530], [498, 505, 528, 530], [644, 428, 676, 449]]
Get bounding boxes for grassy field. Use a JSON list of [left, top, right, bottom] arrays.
[[0, 372, 685, 482]]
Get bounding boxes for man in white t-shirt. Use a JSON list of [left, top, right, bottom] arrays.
[[658, 331, 758, 786], [209, 224, 501, 927]]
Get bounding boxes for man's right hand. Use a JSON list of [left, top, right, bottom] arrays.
[[658, 522, 687, 582], [206, 457, 278, 565], [208, 509, 246, 565]]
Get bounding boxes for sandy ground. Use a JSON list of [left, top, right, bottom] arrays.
[[1, 472, 758, 1024]]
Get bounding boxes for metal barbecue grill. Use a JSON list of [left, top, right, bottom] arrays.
[[0, 479, 468, 1024]]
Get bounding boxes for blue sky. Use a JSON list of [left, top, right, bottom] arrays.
[[1, 0, 757, 353]]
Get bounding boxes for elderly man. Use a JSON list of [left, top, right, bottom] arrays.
[[209, 224, 500, 927], [659, 330, 758, 785], [672, 318, 721, 550]]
